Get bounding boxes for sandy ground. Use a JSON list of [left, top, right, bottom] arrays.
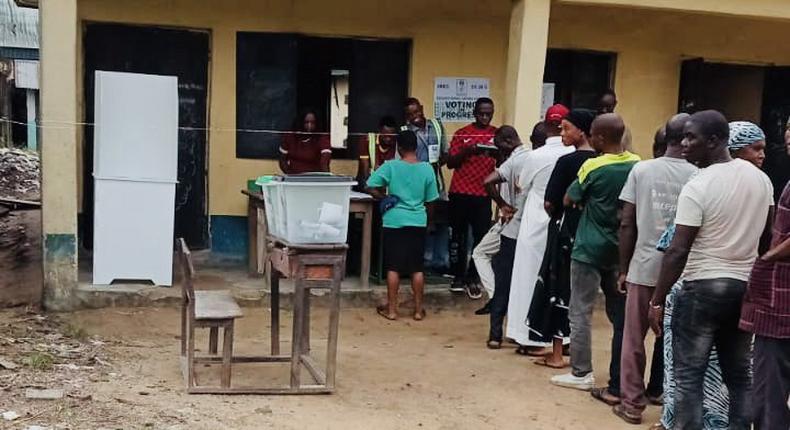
[[0, 209, 42, 307], [0, 305, 662, 429]]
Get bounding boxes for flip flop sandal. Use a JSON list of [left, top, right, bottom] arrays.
[[515, 346, 550, 357], [533, 357, 568, 369], [376, 305, 397, 321], [590, 387, 621, 406]]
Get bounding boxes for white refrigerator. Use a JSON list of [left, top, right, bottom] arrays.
[[92, 71, 179, 286]]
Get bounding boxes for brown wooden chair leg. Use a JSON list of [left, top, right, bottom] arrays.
[[186, 321, 196, 389], [209, 327, 219, 355], [270, 266, 280, 356], [325, 260, 343, 390], [221, 322, 234, 388], [301, 288, 310, 355], [180, 304, 187, 356]]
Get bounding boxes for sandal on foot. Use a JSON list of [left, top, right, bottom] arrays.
[[591, 387, 621, 406], [612, 404, 642, 425], [515, 345, 549, 357], [376, 305, 398, 321], [533, 357, 569, 369]]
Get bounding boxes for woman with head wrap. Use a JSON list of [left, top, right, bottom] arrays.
[[728, 121, 766, 168]]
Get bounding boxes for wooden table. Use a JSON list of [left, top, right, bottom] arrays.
[[242, 190, 374, 289], [267, 237, 347, 393]]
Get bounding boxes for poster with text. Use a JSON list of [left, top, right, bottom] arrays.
[[434, 77, 490, 123]]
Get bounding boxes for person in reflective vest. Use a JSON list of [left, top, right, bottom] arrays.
[[356, 116, 399, 184], [402, 97, 447, 196]]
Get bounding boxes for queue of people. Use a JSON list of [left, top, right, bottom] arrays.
[[279, 93, 789, 429]]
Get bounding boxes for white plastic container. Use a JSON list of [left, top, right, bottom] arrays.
[[262, 177, 356, 244]]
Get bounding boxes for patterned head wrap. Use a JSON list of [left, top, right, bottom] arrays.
[[728, 121, 765, 153]]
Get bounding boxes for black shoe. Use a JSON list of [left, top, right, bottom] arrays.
[[475, 300, 492, 315], [449, 280, 465, 293]]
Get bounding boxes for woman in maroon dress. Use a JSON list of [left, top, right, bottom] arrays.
[[279, 109, 331, 174]]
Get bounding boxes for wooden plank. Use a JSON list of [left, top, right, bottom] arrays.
[[194, 291, 243, 320], [325, 259, 343, 390], [221, 324, 234, 388], [305, 265, 333, 280], [270, 269, 280, 356], [186, 386, 332, 395], [300, 354, 326, 385], [193, 355, 291, 364], [290, 278, 306, 389], [359, 202, 372, 289]]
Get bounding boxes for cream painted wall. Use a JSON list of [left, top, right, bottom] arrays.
[[548, 4, 790, 157], [77, 0, 511, 216], [75, 0, 790, 217]]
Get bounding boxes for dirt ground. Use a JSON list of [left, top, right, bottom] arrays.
[[0, 209, 42, 307], [0, 305, 662, 429]]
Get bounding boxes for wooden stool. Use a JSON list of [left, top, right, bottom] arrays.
[[268, 237, 346, 393]]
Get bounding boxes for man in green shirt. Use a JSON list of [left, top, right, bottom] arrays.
[[367, 130, 440, 321], [550, 113, 641, 405]]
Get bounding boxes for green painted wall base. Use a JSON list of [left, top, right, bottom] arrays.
[[43, 233, 78, 311]]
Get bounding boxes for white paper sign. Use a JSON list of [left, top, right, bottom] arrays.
[[540, 83, 556, 120], [14, 60, 39, 90], [434, 77, 490, 123]]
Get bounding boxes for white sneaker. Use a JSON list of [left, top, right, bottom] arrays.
[[550, 372, 595, 391]]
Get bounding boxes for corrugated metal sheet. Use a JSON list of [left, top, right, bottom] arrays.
[[0, 0, 37, 50]]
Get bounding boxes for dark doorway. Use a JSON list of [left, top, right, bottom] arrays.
[[678, 59, 790, 199], [83, 23, 210, 249], [544, 49, 616, 109], [761, 67, 790, 200], [235, 33, 411, 159]]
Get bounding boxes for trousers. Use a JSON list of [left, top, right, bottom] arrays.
[[569, 259, 625, 396], [672, 278, 751, 430], [448, 193, 492, 283]]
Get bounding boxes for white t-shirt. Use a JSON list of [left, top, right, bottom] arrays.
[[496, 145, 530, 239], [674, 158, 774, 282]]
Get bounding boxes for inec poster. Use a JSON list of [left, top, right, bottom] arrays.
[[434, 77, 490, 123]]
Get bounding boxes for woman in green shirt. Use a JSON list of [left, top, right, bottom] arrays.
[[367, 130, 440, 321]]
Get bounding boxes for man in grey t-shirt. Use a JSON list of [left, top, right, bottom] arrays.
[[613, 114, 697, 424]]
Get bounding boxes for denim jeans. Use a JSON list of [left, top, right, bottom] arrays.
[[569, 260, 625, 396], [672, 278, 752, 430]]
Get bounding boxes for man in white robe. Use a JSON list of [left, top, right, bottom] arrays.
[[506, 106, 575, 352]]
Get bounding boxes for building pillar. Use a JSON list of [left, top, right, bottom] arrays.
[[613, 50, 680, 157], [40, 0, 79, 310], [504, 0, 551, 140]]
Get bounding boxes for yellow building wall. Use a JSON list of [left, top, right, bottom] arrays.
[[77, 0, 511, 216], [549, 4, 790, 156], [75, 1, 790, 217]]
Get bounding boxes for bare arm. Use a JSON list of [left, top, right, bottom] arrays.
[[319, 152, 331, 172], [763, 235, 790, 262], [484, 171, 515, 223], [617, 202, 638, 293], [648, 224, 700, 335], [279, 152, 290, 174], [367, 186, 386, 200], [357, 157, 371, 185], [758, 206, 775, 256]]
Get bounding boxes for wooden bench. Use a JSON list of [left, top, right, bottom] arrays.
[[177, 238, 243, 393]]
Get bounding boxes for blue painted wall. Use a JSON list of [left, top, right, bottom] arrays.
[[209, 215, 247, 257]]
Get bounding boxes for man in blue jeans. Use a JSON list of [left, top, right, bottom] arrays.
[[649, 110, 775, 430]]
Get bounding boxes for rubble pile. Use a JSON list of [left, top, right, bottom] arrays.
[[0, 148, 40, 201]]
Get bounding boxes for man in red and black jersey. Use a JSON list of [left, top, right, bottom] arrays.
[[446, 97, 497, 298]]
